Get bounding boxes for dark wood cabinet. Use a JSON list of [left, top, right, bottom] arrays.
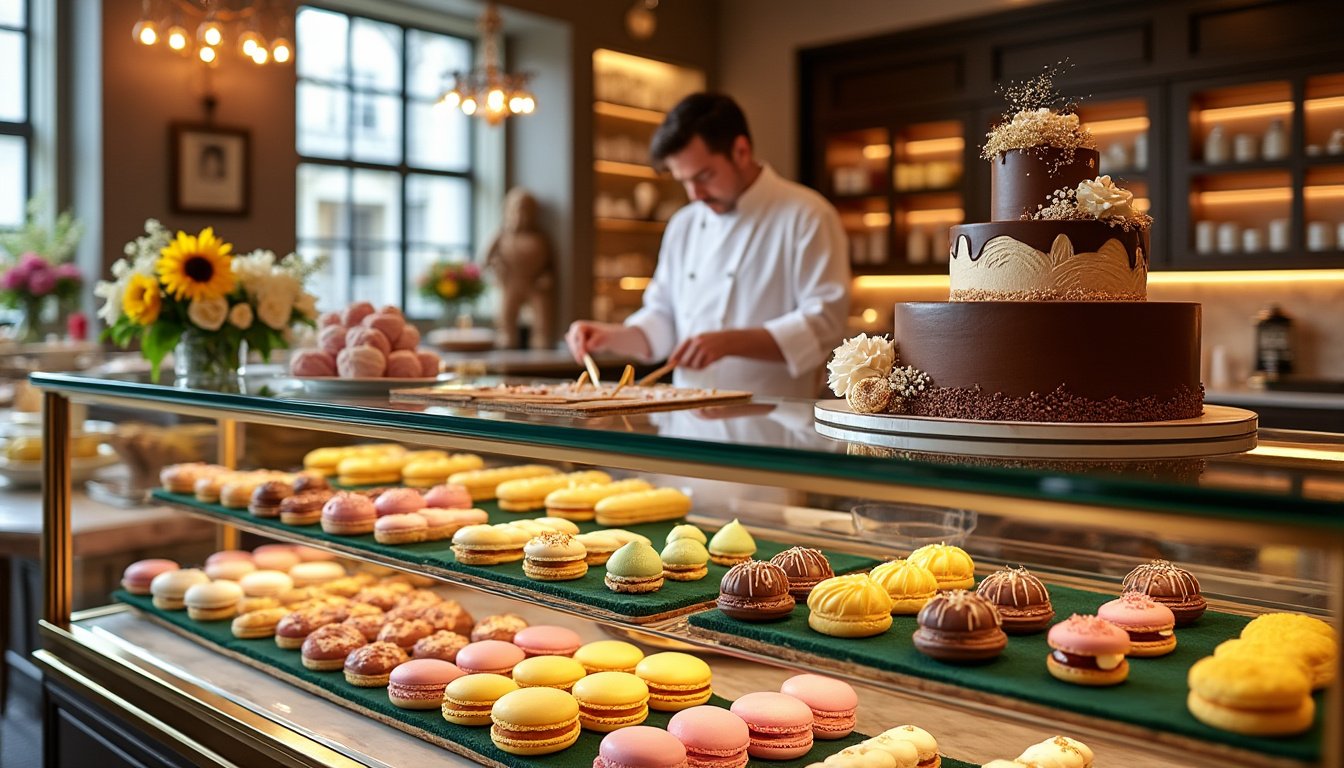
[[800, 0, 1344, 273]]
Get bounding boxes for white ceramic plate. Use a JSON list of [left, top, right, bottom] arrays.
[[0, 445, 121, 488], [294, 375, 449, 397]]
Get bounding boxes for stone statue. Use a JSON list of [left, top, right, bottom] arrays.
[[486, 187, 555, 349]]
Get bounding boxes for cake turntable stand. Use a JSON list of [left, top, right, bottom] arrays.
[[813, 401, 1258, 459]]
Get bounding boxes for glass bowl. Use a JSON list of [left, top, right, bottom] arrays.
[[851, 503, 977, 554]]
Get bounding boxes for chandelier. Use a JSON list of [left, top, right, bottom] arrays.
[[437, 2, 535, 125], [132, 0, 295, 67]]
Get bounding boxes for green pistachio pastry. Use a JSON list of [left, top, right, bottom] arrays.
[[661, 538, 710, 582], [604, 541, 665, 593], [666, 524, 708, 546], [707, 519, 756, 566]]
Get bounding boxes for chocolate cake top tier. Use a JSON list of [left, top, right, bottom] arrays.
[[991, 147, 1099, 222]]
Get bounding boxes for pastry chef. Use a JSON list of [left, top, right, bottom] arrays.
[[566, 93, 850, 397]]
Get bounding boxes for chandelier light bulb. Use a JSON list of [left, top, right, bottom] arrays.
[[270, 37, 292, 64], [198, 45, 217, 64], [508, 96, 523, 113], [487, 88, 506, 112], [133, 19, 159, 46], [166, 25, 190, 52], [239, 30, 262, 57], [521, 96, 536, 114], [198, 20, 223, 47], [251, 45, 269, 65], [461, 97, 478, 116]]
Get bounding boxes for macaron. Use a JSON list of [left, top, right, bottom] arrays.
[[768, 547, 835, 600], [869, 559, 938, 616], [573, 671, 650, 732], [301, 623, 366, 671], [289, 560, 346, 587], [205, 557, 256, 582], [252, 545, 301, 572], [666, 524, 707, 545], [442, 672, 520, 725], [606, 541, 665, 593], [344, 641, 410, 687], [490, 686, 582, 755], [1187, 655, 1314, 736], [667, 705, 751, 768], [869, 725, 939, 767], [807, 573, 893, 637], [907, 543, 975, 590], [1122, 559, 1206, 626], [471, 613, 529, 643], [523, 532, 589, 581], [184, 580, 245, 621], [1218, 633, 1337, 690], [320, 492, 377, 536], [577, 532, 623, 565], [423, 482, 475, 508], [780, 673, 858, 739], [707, 519, 756, 566], [729, 691, 815, 760], [575, 640, 645, 674], [717, 560, 795, 621], [122, 559, 179, 595], [387, 658, 466, 709], [913, 590, 1007, 663], [512, 625, 583, 657], [1243, 612, 1336, 642], [150, 568, 209, 611], [452, 524, 527, 565], [1097, 591, 1177, 656], [975, 565, 1054, 634], [594, 725, 689, 768], [1017, 736, 1094, 768], [825, 743, 905, 767], [374, 487, 427, 517], [511, 654, 586, 691], [456, 639, 526, 676], [848, 734, 918, 767], [661, 539, 711, 581], [636, 652, 713, 712], [1046, 614, 1131, 686]]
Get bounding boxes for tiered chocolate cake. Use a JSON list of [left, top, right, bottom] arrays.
[[829, 74, 1204, 424]]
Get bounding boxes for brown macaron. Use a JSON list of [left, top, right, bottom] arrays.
[[471, 613, 529, 643], [249, 480, 294, 518], [717, 560, 796, 622], [302, 623, 367, 671], [422, 600, 476, 636], [913, 590, 1007, 663], [413, 630, 471, 662], [280, 490, 332, 526], [975, 565, 1054, 634], [343, 641, 409, 687], [768, 547, 835, 600], [1122, 560, 1206, 626]]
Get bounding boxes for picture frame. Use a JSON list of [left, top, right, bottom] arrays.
[[171, 123, 251, 216]]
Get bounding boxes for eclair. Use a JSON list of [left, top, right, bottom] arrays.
[[594, 487, 692, 527], [401, 453, 484, 487], [496, 470, 612, 512], [448, 464, 559, 502], [544, 478, 652, 521]]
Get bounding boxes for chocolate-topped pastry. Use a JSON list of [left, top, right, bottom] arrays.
[[1122, 560, 1205, 626], [913, 589, 1007, 663], [975, 565, 1054, 634], [343, 641, 409, 687], [413, 629, 470, 662], [717, 560, 795, 622], [768, 547, 835, 600], [249, 480, 294, 518], [356, 486, 397, 500], [280, 489, 333, 526], [422, 600, 475, 636], [292, 472, 330, 494], [471, 613, 529, 643], [377, 617, 434, 650]]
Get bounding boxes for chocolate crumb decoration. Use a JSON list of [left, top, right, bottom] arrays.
[[904, 383, 1205, 423], [884, 366, 933, 414]]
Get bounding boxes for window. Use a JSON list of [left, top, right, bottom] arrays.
[[0, 0, 30, 229], [295, 6, 474, 318]]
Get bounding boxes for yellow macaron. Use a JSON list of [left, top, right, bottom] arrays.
[[807, 573, 894, 637], [490, 687, 581, 755], [573, 640, 645, 674], [869, 558, 939, 615], [441, 673, 520, 726], [634, 652, 712, 712], [1187, 655, 1314, 736], [511, 654, 587, 692], [572, 671, 649, 732], [907, 543, 975, 590]]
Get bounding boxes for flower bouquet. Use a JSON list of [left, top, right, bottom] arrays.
[[97, 220, 323, 383], [0, 198, 85, 341], [417, 260, 485, 320]]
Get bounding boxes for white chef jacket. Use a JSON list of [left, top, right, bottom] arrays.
[[624, 165, 850, 398]]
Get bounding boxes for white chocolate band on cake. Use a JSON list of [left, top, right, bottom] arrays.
[[949, 230, 1147, 302]]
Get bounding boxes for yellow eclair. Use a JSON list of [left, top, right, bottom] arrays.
[[449, 464, 559, 501], [401, 453, 485, 487], [303, 443, 403, 476], [594, 488, 692, 526], [545, 478, 653, 521], [337, 454, 405, 486], [496, 470, 613, 512]]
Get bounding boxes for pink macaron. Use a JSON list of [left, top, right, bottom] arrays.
[[729, 691, 814, 760], [252, 545, 301, 572], [205, 550, 253, 567], [667, 705, 751, 768], [387, 658, 466, 709], [122, 559, 180, 595], [292, 545, 338, 562], [290, 349, 337, 377], [374, 487, 427, 517], [321, 491, 378, 535], [424, 483, 473, 509], [595, 725, 689, 768], [512, 625, 583, 658], [341, 301, 376, 327], [1097, 592, 1178, 656], [779, 674, 857, 739], [455, 640, 526, 676]]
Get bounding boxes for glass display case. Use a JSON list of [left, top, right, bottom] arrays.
[[590, 50, 704, 323], [30, 370, 1344, 767]]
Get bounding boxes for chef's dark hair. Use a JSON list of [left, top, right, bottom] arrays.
[[650, 93, 751, 167]]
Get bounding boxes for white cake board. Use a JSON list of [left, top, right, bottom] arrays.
[[813, 401, 1258, 459]]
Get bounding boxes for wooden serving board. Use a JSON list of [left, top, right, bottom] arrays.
[[391, 383, 752, 417]]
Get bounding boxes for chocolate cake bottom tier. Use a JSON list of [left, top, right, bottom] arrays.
[[892, 301, 1203, 423]]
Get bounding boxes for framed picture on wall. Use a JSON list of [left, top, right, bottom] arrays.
[[171, 123, 250, 215]]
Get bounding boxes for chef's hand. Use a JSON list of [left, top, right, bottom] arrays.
[[671, 328, 785, 370], [565, 321, 652, 362]]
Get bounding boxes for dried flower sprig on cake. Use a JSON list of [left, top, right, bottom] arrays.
[[1031, 176, 1153, 232], [981, 63, 1096, 161]]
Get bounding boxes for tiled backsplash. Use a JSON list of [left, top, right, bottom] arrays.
[[850, 279, 1344, 382]]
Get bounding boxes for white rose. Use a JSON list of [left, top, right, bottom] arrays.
[[293, 291, 318, 321], [228, 302, 254, 330], [187, 296, 229, 331], [256, 285, 293, 330], [1075, 175, 1134, 218], [826, 333, 897, 397]]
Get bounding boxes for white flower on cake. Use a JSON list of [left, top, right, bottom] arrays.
[[1075, 176, 1133, 218], [187, 296, 228, 331], [827, 333, 896, 397]]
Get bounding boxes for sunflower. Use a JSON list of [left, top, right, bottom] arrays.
[[121, 273, 162, 325], [157, 227, 236, 302]]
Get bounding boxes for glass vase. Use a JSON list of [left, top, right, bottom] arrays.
[[16, 295, 50, 344], [173, 328, 243, 391]]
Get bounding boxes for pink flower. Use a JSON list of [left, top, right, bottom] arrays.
[[1, 268, 24, 291], [18, 253, 45, 272], [27, 268, 56, 296], [462, 263, 480, 279], [54, 263, 83, 282]]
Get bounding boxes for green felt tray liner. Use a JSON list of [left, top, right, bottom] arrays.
[[114, 591, 976, 768], [690, 583, 1323, 762], [152, 490, 877, 620]]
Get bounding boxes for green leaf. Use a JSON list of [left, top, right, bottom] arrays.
[[141, 323, 182, 382]]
